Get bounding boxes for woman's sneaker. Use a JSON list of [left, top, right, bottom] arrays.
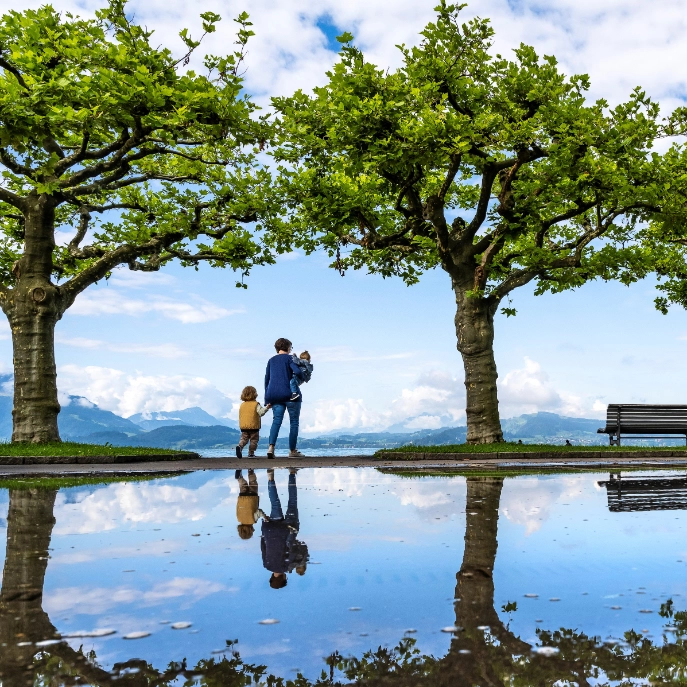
[[235, 446, 242, 459], [288, 450, 305, 458], [267, 445, 275, 459]]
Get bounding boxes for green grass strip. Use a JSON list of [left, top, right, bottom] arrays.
[[376, 442, 687, 455], [0, 473, 185, 490], [0, 441, 189, 456]]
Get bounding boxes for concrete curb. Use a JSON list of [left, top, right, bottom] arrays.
[[0, 452, 200, 465]]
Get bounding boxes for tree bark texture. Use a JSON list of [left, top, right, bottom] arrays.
[[0, 488, 59, 687], [4, 195, 63, 443], [453, 281, 504, 444]]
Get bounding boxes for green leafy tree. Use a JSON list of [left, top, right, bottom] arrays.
[[0, 1, 277, 443], [273, 2, 665, 443]]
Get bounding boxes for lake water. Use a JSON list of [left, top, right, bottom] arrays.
[[3, 467, 687, 685]]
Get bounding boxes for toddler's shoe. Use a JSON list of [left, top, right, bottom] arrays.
[[289, 392, 301, 401], [234, 469, 242, 479], [235, 445, 242, 459], [248, 452, 256, 458]]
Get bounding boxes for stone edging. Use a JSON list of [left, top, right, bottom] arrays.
[[0, 453, 200, 465], [378, 449, 687, 461]]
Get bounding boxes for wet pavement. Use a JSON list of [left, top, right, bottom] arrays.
[[3, 467, 687, 685]]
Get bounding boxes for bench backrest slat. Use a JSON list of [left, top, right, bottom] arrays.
[[602, 404, 687, 433]]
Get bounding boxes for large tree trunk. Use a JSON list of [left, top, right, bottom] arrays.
[[454, 283, 503, 444], [0, 488, 59, 687], [4, 195, 62, 443]]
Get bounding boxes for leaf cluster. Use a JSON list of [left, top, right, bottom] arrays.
[[0, 0, 283, 299], [272, 1, 676, 308]]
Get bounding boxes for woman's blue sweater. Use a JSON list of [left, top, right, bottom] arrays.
[[264, 354, 304, 405]]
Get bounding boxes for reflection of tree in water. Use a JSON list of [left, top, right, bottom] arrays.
[[4, 480, 687, 687]]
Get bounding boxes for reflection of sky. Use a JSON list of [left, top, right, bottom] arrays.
[[2, 469, 687, 680]]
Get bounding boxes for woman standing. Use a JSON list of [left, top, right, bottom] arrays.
[[264, 338, 305, 459]]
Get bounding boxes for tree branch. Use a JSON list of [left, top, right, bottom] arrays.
[[0, 185, 26, 210], [439, 153, 462, 199], [490, 267, 539, 301], [0, 57, 28, 89], [0, 148, 35, 178]]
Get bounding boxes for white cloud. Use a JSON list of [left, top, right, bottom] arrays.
[[107, 269, 177, 289], [58, 364, 236, 418], [69, 289, 242, 324], [301, 397, 379, 434], [45, 577, 227, 615], [53, 478, 233, 534], [56, 336, 187, 359], [501, 476, 586, 535], [499, 357, 605, 419]]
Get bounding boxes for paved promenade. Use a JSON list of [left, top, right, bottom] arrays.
[[1, 450, 687, 476]]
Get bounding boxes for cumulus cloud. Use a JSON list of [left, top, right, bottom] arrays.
[[500, 357, 605, 419], [53, 478, 232, 534], [501, 475, 587, 535], [45, 577, 227, 615], [58, 364, 236, 418], [69, 289, 241, 324]]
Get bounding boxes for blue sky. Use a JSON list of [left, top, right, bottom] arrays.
[[2, 0, 687, 433]]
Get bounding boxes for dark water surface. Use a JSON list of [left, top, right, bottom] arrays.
[[3, 468, 687, 685]]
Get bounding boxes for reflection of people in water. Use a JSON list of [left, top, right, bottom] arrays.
[[261, 468, 309, 589], [235, 469, 265, 539]]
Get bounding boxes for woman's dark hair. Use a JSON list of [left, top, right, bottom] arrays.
[[269, 574, 288, 589], [274, 338, 292, 353], [241, 386, 258, 401]]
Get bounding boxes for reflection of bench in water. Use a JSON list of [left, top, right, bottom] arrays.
[[598, 473, 687, 512]]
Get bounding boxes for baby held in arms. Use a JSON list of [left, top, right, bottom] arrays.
[[289, 351, 313, 401]]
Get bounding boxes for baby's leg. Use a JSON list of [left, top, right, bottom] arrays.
[[289, 376, 299, 395]]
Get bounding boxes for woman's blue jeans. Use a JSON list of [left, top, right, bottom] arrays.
[[268, 400, 301, 450]]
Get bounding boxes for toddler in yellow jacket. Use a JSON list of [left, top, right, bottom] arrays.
[[236, 385, 271, 458]]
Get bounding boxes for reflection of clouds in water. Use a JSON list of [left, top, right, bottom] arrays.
[[307, 468, 389, 497], [45, 577, 229, 615], [54, 478, 232, 534], [501, 476, 586, 536], [51, 539, 183, 565], [392, 477, 466, 521]]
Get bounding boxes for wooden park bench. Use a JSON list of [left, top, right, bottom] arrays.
[[598, 473, 687, 512], [597, 404, 687, 446]]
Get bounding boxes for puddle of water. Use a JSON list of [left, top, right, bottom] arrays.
[[2, 468, 687, 684]]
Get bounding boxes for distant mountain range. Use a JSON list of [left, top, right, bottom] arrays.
[[0, 394, 614, 450]]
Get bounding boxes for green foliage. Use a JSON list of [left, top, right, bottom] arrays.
[[0, 1, 282, 295], [272, 1, 673, 305], [376, 442, 687, 455]]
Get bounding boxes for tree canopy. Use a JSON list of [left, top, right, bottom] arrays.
[[272, 1, 677, 442], [0, 0, 276, 300]]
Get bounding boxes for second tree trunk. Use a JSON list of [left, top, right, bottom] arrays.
[[454, 286, 503, 443]]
